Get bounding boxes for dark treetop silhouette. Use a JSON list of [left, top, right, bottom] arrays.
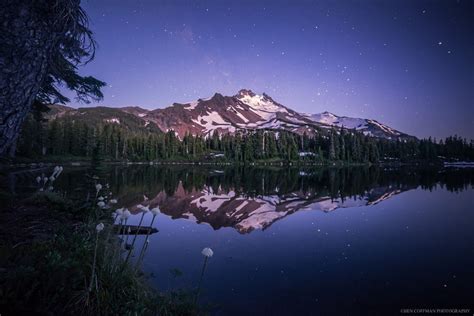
[[0, 0, 104, 158]]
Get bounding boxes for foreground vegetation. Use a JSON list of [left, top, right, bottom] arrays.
[[0, 178, 201, 315]]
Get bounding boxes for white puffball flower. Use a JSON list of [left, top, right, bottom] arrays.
[[43, 176, 48, 184], [49, 176, 55, 182], [96, 223, 104, 232], [97, 201, 106, 208], [122, 209, 131, 220], [110, 199, 118, 204], [138, 204, 150, 213], [201, 247, 214, 258], [98, 196, 104, 201], [36, 176, 41, 183], [151, 207, 160, 216], [53, 166, 62, 177], [95, 183, 102, 192]]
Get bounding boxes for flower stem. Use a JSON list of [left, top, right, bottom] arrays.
[[125, 212, 145, 263], [194, 257, 208, 304], [135, 214, 157, 270], [88, 233, 99, 292]]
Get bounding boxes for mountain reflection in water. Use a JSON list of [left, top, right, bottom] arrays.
[[94, 166, 473, 234], [143, 181, 406, 234]]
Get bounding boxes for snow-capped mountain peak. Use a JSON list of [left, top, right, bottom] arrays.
[[236, 88, 256, 98], [236, 90, 289, 117], [125, 90, 413, 140]]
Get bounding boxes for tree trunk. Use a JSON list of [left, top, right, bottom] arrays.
[[0, 1, 55, 157]]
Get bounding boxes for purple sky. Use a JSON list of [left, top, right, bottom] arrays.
[[69, 0, 474, 139]]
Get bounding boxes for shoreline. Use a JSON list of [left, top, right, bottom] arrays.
[[3, 158, 471, 171]]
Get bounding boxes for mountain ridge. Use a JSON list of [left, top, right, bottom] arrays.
[[46, 89, 415, 140]]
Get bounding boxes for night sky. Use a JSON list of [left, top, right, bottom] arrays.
[[72, 0, 473, 139]]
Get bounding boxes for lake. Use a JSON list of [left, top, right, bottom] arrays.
[[5, 165, 474, 315]]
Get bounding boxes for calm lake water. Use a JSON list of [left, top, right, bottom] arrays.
[[5, 165, 474, 315]]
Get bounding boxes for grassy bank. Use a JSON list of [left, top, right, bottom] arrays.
[[0, 190, 202, 315]]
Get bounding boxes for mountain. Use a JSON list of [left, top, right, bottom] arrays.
[[46, 89, 415, 140]]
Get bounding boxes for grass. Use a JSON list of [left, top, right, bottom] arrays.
[[0, 191, 203, 315]]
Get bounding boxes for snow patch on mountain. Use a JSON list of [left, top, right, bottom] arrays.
[[104, 118, 120, 124], [184, 101, 199, 110], [308, 111, 367, 130], [367, 119, 401, 136], [192, 111, 236, 134]]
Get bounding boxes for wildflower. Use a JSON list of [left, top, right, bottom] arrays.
[[115, 208, 124, 215], [96, 223, 104, 232], [49, 176, 55, 182], [98, 196, 104, 201], [36, 176, 41, 183], [43, 176, 48, 184], [140, 205, 150, 213], [196, 247, 214, 304], [97, 201, 106, 208], [122, 209, 131, 220], [95, 183, 102, 193], [52, 166, 63, 178], [151, 207, 160, 216], [201, 247, 214, 258], [110, 199, 118, 204]]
